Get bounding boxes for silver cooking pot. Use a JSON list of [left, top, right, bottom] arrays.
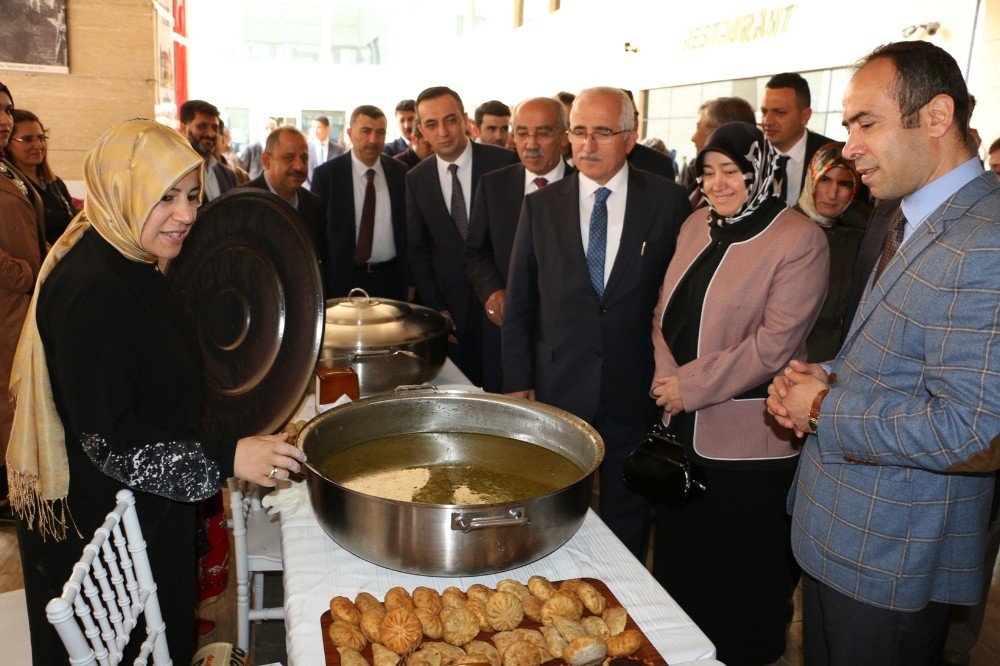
[[299, 389, 604, 576], [320, 289, 449, 395]]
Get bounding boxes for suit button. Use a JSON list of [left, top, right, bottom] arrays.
[[598, 307, 607, 314], [595, 351, 602, 358]]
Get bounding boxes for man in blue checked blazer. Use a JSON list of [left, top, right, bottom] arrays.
[[767, 41, 1000, 665]]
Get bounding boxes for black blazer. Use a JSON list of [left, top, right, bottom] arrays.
[[311, 152, 408, 298], [627, 142, 675, 181], [465, 161, 574, 304], [405, 142, 519, 332], [393, 147, 421, 172], [503, 167, 689, 424], [843, 198, 899, 330], [800, 130, 835, 190], [382, 136, 407, 157], [242, 176, 326, 290]]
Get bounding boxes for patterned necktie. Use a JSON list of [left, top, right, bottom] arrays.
[[355, 169, 376, 265], [587, 187, 611, 298], [533, 177, 548, 189], [776, 154, 790, 201], [448, 163, 469, 239], [871, 207, 907, 286]]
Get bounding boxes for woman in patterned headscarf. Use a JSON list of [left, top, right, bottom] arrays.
[[796, 141, 869, 362], [649, 122, 829, 665], [7, 119, 306, 664]]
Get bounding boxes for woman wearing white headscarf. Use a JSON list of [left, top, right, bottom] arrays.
[[650, 122, 829, 664], [7, 119, 306, 664]]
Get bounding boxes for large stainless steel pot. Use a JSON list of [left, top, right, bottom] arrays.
[[321, 289, 449, 395], [299, 389, 604, 576]]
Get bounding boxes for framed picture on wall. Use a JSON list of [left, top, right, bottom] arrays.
[[0, 0, 69, 73]]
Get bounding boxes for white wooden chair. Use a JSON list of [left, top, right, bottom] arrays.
[[226, 478, 284, 652], [46, 488, 170, 665]]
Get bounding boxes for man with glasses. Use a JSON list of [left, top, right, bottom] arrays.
[[465, 96, 573, 392], [503, 87, 689, 559], [406, 86, 518, 385]]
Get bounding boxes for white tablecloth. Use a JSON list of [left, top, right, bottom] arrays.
[[277, 359, 716, 665]]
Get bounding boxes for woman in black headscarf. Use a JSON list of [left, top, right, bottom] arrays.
[[650, 122, 829, 665]]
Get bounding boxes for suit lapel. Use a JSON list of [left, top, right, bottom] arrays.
[[604, 167, 650, 299], [556, 174, 590, 284]]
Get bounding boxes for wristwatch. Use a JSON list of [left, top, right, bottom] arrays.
[[808, 388, 830, 434]]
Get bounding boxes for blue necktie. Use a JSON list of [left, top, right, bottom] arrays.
[[587, 187, 611, 298]]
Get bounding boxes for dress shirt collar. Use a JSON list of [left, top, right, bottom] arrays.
[[780, 129, 808, 163], [901, 156, 984, 231], [351, 151, 384, 179], [263, 173, 299, 210], [578, 162, 628, 199], [524, 160, 567, 190], [436, 139, 473, 177]]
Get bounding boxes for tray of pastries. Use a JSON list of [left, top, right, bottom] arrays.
[[320, 577, 667, 666]]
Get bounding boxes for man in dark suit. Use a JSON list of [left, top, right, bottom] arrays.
[[406, 86, 519, 386], [305, 115, 346, 190], [178, 100, 238, 203], [382, 99, 416, 157], [622, 89, 675, 181], [465, 96, 573, 392], [761, 72, 833, 206], [503, 87, 689, 558], [242, 126, 326, 292], [393, 126, 434, 172], [312, 105, 408, 301]]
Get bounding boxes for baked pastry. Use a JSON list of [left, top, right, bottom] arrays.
[[442, 586, 468, 609], [574, 581, 606, 616], [414, 586, 444, 614], [373, 643, 403, 666], [605, 629, 642, 658], [521, 594, 543, 623], [501, 641, 541, 666], [464, 640, 501, 666], [465, 598, 491, 631], [406, 647, 442, 666], [329, 619, 368, 652], [380, 607, 424, 655], [465, 584, 492, 605], [332, 596, 363, 625], [486, 591, 524, 631], [526, 576, 558, 601], [562, 635, 607, 666], [601, 607, 627, 636], [360, 608, 386, 643], [580, 616, 610, 639], [511, 629, 553, 662], [496, 579, 531, 601], [423, 641, 467, 664], [455, 653, 493, 666], [415, 607, 445, 640], [552, 615, 587, 643], [540, 593, 583, 626], [491, 630, 517, 658], [385, 586, 416, 611], [338, 647, 370, 666], [539, 626, 568, 660], [441, 606, 480, 646], [357, 591, 387, 614]]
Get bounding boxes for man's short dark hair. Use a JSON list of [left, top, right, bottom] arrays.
[[264, 126, 305, 154], [857, 41, 970, 136], [556, 91, 575, 106], [179, 99, 220, 125], [474, 100, 511, 127], [415, 87, 465, 116], [314, 115, 330, 128], [765, 72, 811, 109], [395, 99, 416, 114], [990, 137, 1000, 154], [699, 97, 756, 129], [350, 105, 386, 126]]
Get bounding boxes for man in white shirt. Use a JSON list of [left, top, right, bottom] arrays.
[[473, 100, 512, 148], [306, 115, 346, 190], [311, 106, 409, 301], [760, 72, 832, 206], [178, 99, 237, 202]]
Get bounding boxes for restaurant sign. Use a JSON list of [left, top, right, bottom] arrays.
[[683, 4, 798, 52]]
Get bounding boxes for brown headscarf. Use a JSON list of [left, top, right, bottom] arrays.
[[6, 119, 204, 540], [797, 141, 860, 226]]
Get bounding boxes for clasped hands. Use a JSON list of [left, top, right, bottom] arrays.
[[766, 359, 830, 437]]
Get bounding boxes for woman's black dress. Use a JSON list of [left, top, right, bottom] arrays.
[[16, 230, 235, 665], [35, 176, 77, 245]]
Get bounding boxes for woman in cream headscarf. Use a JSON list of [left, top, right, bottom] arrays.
[[7, 119, 306, 664]]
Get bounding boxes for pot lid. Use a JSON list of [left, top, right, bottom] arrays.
[[168, 188, 324, 436], [325, 288, 449, 348]]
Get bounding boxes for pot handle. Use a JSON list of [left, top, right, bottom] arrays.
[[451, 507, 530, 532]]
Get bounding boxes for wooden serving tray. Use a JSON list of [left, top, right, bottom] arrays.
[[320, 578, 667, 665]]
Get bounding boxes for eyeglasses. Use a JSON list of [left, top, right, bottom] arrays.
[[513, 128, 556, 140], [10, 134, 47, 145], [566, 128, 631, 144]]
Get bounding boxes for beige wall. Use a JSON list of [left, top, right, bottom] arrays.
[[2, 0, 158, 181]]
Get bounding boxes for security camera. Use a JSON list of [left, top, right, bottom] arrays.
[[925, 22, 940, 36]]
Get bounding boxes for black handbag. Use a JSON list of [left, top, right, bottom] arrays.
[[621, 423, 707, 507]]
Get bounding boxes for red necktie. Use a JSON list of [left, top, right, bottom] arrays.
[[355, 169, 376, 265], [533, 177, 548, 189]]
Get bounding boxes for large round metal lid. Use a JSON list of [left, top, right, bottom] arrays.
[[168, 188, 325, 436], [325, 289, 449, 348]]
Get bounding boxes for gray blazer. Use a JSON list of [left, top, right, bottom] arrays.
[[790, 172, 1000, 610]]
